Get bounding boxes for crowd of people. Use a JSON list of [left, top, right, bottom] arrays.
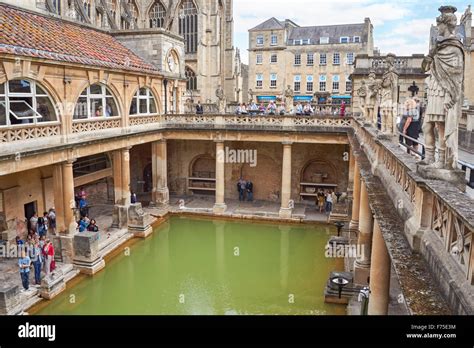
[[232, 101, 347, 117], [316, 189, 335, 216], [237, 177, 254, 202], [16, 208, 57, 291], [74, 187, 100, 233]]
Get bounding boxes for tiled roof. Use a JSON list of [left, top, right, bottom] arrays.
[[0, 4, 160, 75]]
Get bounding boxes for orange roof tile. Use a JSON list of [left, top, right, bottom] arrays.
[[0, 4, 161, 75]]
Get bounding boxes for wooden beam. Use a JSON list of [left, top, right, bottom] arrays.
[[74, 168, 112, 187]]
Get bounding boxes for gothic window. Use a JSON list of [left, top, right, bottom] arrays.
[[121, 0, 139, 29], [0, 80, 58, 126], [179, 0, 198, 54], [150, 1, 166, 28], [101, 0, 117, 28], [36, 0, 61, 14], [130, 88, 157, 115], [74, 84, 119, 119], [185, 67, 197, 91]]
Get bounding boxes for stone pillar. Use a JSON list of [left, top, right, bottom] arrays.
[[368, 219, 391, 315], [354, 180, 373, 285], [213, 141, 227, 214], [113, 148, 131, 206], [62, 160, 76, 235], [52, 164, 65, 232], [151, 140, 169, 206], [279, 142, 293, 219], [349, 163, 361, 233]]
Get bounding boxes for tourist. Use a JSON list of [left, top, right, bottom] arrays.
[[317, 189, 325, 213], [131, 191, 137, 204], [95, 105, 103, 117], [249, 101, 258, 115], [42, 212, 49, 235], [32, 239, 43, 285], [48, 208, 56, 234], [87, 219, 99, 233], [340, 101, 346, 117], [258, 103, 266, 114], [78, 216, 89, 233], [18, 250, 31, 291], [37, 216, 46, 238], [246, 179, 254, 202], [403, 98, 421, 153], [325, 190, 333, 215], [196, 101, 204, 115], [241, 103, 248, 115], [15, 235, 24, 246], [235, 104, 242, 114], [295, 102, 303, 115], [79, 196, 88, 217], [29, 212, 38, 233], [43, 239, 55, 277], [79, 187, 87, 199], [267, 101, 277, 115], [237, 177, 247, 202], [278, 103, 286, 115], [303, 102, 313, 116]]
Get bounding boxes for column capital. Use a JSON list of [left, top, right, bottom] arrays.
[[282, 141, 293, 146], [65, 158, 76, 165], [214, 139, 225, 144]]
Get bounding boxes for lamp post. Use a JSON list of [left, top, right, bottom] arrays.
[[331, 275, 349, 299]]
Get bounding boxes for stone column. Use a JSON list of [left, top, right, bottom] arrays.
[[354, 180, 373, 285], [151, 140, 169, 206], [368, 219, 391, 315], [213, 140, 227, 214], [349, 163, 361, 233], [62, 160, 76, 235], [113, 148, 131, 206], [279, 142, 293, 219], [52, 164, 65, 233]]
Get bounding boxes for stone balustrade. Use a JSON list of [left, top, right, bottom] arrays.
[[353, 118, 473, 314]]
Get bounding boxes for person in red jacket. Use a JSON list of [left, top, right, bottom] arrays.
[[44, 239, 55, 277], [340, 101, 346, 117]]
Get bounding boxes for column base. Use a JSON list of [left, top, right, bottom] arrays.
[[112, 205, 129, 229], [353, 261, 371, 285], [213, 203, 227, 214], [74, 258, 106, 276], [279, 208, 293, 219], [151, 188, 170, 207]]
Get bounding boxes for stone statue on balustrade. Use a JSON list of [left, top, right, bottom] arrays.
[[365, 70, 379, 126], [379, 54, 399, 135], [216, 85, 226, 114], [418, 6, 465, 189], [356, 81, 367, 119], [284, 85, 294, 112]]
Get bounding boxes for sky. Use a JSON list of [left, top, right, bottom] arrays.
[[233, 0, 472, 64]]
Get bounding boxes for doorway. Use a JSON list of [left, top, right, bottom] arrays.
[[24, 201, 37, 231]]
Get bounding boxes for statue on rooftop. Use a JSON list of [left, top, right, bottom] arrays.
[[419, 5, 464, 170], [356, 80, 367, 118], [379, 54, 399, 134]]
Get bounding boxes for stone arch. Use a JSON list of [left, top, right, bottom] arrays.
[[128, 85, 160, 115], [240, 154, 281, 202], [73, 82, 124, 119], [300, 159, 338, 187], [189, 154, 215, 178]]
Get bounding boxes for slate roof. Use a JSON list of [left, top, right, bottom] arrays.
[[249, 17, 286, 31], [288, 23, 366, 44], [0, 3, 161, 75]]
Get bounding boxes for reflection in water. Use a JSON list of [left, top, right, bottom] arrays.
[[35, 217, 345, 315]]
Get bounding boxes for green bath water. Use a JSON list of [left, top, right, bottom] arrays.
[[35, 217, 345, 315]]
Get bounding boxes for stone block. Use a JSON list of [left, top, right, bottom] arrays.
[[128, 203, 154, 239], [112, 205, 129, 229], [0, 283, 20, 314], [40, 270, 66, 300], [73, 232, 100, 263]]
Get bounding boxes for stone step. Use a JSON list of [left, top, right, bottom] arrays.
[[99, 231, 133, 259]]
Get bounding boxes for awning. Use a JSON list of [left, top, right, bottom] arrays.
[[294, 95, 313, 101], [332, 95, 352, 99], [256, 96, 277, 101]]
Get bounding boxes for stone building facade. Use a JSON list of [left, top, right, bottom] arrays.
[[0, 0, 243, 106], [248, 17, 374, 109]]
